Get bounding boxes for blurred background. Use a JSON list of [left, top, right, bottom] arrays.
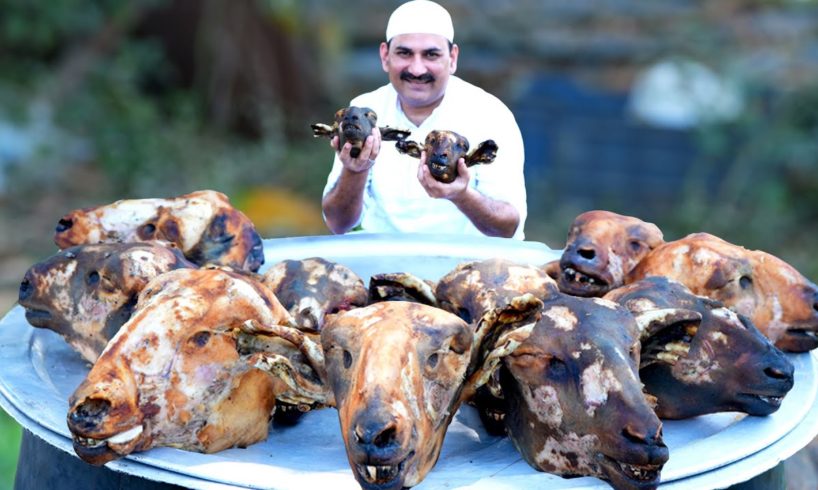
[[1, 0, 817, 488]]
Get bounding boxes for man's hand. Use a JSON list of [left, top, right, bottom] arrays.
[[333, 127, 381, 174], [416, 153, 519, 237], [417, 152, 469, 200], [322, 127, 381, 235]]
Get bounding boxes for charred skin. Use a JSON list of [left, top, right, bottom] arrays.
[[66, 268, 316, 464], [18, 242, 195, 362], [368, 272, 438, 306], [311, 107, 410, 158], [607, 276, 795, 419], [339, 107, 377, 158], [434, 260, 556, 436], [629, 232, 818, 352], [556, 210, 664, 297], [500, 293, 668, 489], [322, 302, 474, 489], [395, 130, 497, 184], [262, 257, 368, 332], [53, 190, 265, 272], [435, 258, 557, 325]]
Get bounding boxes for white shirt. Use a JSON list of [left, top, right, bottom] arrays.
[[322, 76, 527, 239]]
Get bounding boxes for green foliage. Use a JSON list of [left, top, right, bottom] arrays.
[[661, 83, 818, 278], [0, 409, 21, 489]]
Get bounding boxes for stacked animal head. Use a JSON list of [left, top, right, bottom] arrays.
[[435, 258, 558, 324], [262, 257, 369, 332], [629, 233, 818, 352], [53, 190, 265, 272], [606, 276, 794, 419], [498, 294, 669, 490], [66, 268, 327, 465], [546, 210, 664, 297], [18, 242, 195, 362], [434, 258, 559, 434], [395, 130, 498, 183], [311, 106, 410, 158], [320, 299, 541, 490]]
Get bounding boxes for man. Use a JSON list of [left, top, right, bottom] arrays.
[[321, 0, 527, 239]]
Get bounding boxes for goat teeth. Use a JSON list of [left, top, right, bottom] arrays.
[[360, 463, 399, 484], [657, 352, 679, 363], [618, 462, 659, 481], [757, 395, 782, 404], [75, 435, 106, 448], [664, 342, 690, 354]]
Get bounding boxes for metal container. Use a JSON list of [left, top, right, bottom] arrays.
[[2, 233, 816, 489]]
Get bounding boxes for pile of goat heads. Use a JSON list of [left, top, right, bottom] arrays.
[[18, 192, 816, 490]]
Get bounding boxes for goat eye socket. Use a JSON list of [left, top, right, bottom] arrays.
[[342, 350, 352, 369], [739, 276, 753, 289], [547, 357, 568, 376], [87, 271, 100, 286], [140, 223, 156, 237], [629, 240, 642, 251], [190, 331, 211, 347], [427, 353, 439, 369]]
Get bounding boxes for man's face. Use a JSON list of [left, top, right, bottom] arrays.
[[380, 33, 458, 111]]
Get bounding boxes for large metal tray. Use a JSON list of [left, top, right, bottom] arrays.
[[1, 233, 817, 489]]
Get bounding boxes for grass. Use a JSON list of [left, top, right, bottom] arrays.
[[0, 408, 21, 490]]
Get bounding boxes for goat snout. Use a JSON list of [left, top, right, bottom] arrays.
[[56, 217, 74, 233], [349, 410, 408, 464], [18, 275, 34, 302]]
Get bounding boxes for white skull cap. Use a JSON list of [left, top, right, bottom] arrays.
[[385, 0, 454, 43]]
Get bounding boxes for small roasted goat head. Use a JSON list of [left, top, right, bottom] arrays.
[[322, 302, 473, 489], [321, 298, 540, 489], [545, 210, 664, 297], [435, 258, 557, 324], [500, 293, 668, 490], [311, 106, 410, 158], [629, 232, 818, 352], [53, 190, 265, 272], [606, 276, 794, 419], [18, 242, 194, 362], [66, 268, 327, 465], [396, 130, 498, 183], [262, 257, 368, 332]]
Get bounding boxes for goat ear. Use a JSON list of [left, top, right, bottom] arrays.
[[395, 139, 423, 158], [368, 272, 438, 306], [241, 320, 326, 376], [465, 139, 498, 167], [311, 123, 335, 138], [380, 126, 411, 141], [251, 352, 332, 407], [362, 107, 377, 126], [243, 319, 331, 406], [465, 294, 542, 396], [632, 308, 702, 339]]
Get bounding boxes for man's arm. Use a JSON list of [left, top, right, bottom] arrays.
[[417, 157, 520, 238], [322, 129, 381, 234]]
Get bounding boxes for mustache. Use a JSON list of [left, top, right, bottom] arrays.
[[400, 71, 435, 83]]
